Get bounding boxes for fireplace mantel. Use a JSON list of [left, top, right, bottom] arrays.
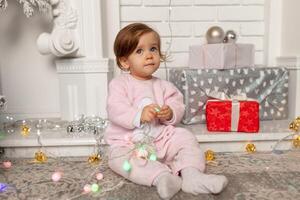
[[36, 0, 113, 120]]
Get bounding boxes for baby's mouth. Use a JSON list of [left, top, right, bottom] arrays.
[[144, 63, 154, 67]]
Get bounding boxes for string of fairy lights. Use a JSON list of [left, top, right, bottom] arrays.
[[0, 114, 112, 195], [162, 0, 173, 81]]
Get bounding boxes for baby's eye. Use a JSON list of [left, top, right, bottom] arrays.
[[150, 47, 158, 52], [136, 49, 143, 54]]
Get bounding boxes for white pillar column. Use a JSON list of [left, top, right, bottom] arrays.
[[275, 0, 300, 118], [277, 57, 300, 119], [37, 0, 113, 120], [265, 0, 282, 66]]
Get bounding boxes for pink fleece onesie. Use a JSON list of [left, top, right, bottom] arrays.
[[105, 73, 205, 186]]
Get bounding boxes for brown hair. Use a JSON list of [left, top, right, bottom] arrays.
[[114, 23, 164, 70]]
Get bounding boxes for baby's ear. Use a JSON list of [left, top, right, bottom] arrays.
[[119, 57, 130, 70]]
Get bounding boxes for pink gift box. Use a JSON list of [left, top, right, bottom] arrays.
[[188, 43, 255, 69]]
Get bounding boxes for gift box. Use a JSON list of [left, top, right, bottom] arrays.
[[169, 67, 289, 124], [189, 43, 255, 69], [206, 99, 260, 133]]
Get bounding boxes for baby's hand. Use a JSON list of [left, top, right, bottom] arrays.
[[157, 105, 173, 121], [141, 104, 160, 123]]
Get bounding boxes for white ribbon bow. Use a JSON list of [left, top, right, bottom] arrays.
[[207, 91, 255, 131], [208, 91, 252, 101]]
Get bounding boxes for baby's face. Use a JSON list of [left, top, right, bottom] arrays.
[[122, 32, 161, 80]]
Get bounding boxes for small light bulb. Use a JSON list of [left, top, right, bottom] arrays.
[[122, 160, 131, 171], [96, 173, 104, 180], [83, 184, 91, 193], [149, 154, 157, 161], [91, 183, 99, 192]]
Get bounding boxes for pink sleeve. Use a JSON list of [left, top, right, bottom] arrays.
[[106, 79, 138, 129], [161, 81, 185, 125]]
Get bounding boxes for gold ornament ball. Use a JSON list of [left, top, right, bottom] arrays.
[[289, 117, 300, 132], [245, 143, 256, 153], [35, 151, 48, 163], [205, 150, 215, 161], [293, 135, 300, 148], [88, 154, 101, 164], [21, 125, 31, 136]]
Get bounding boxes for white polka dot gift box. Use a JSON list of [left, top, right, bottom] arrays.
[[169, 67, 289, 125]]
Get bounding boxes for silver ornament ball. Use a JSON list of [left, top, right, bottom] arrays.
[[0, 95, 6, 109], [206, 26, 225, 44], [224, 30, 237, 43], [67, 125, 74, 133]]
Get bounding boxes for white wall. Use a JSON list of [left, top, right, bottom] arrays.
[[0, 1, 60, 119], [120, 0, 265, 68], [281, 0, 300, 56]]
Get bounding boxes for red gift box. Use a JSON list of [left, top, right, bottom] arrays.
[[206, 100, 259, 133]]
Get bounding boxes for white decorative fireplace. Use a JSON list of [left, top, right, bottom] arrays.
[[34, 0, 114, 120]]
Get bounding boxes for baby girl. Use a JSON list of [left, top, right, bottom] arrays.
[[104, 23, 228, 199]]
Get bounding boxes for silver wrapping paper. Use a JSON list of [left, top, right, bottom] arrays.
[[169, 67, 289, 124]]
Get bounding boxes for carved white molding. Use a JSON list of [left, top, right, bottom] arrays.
[[34, 0, 113, 120], [36, 0, 81, 57], [56, 58, 113, 73], [56, 58, 113, 120]]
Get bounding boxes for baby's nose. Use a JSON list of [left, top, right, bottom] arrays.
[[145, 51, 153, 58]]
